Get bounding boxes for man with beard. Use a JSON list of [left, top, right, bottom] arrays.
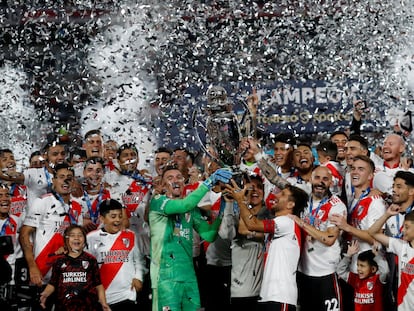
[[286, 142, 314, 195], [242, 139, 312, 205], [19, 163, 82, 309], [73, 157, 111, 232], [149, 165, 232, 311], [386, 171, 414, 237], [381, 171, 414, 311], [330, 130, 348, 166], [290, 166, 347, 311]]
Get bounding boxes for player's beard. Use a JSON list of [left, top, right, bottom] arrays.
[[312, 182, 329, 199]]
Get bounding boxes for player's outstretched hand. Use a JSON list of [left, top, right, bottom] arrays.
[[203, 168, 233, 189]]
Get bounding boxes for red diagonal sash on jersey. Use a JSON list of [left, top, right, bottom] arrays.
[[100, 231, 135, 289], [294, 222, 302, 250], [91, 189, 111, 216], [325, 163, 343, 187], [35, 213, 73, 277], [35, 232, 64, 276], [124, 181, 150, 217], [351, 197, 370, 225], [397, 256, 414, 306]]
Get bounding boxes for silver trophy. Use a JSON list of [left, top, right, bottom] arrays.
[[193, 86, 252, 176]]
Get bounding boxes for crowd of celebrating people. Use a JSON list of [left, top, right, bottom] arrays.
[[1, 88, 414, 311]]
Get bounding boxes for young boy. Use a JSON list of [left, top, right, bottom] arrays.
[[87, 199, 145, 311], [336, 240, 389, 311], [40, 225, 110, 311], [368, 206, 414, 311]]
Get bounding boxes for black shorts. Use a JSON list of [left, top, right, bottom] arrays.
[[258, 301, 296, 311], [297, 272, 342, 311]]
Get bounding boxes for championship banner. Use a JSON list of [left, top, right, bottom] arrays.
[[158, 80, 380, 148]]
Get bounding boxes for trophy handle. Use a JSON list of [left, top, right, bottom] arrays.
[[237, 100, 256, 139], [192, 108, 222, 165]]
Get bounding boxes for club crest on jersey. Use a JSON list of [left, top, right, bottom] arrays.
[[357, 205, 364, 216], [367, 281, 374, 291], [122, 238, 130, 248], [317, 210, 325, 218], [82, 261, 89, 269]]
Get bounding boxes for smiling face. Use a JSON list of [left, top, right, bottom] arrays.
[[65, 227, 86, 254], [392, 177, 414, 205], [382, 134, 405, 163], [155, 151, 171, 176], [247, 178, 264, 207], [311, 166, 332, 199], [118, 148, 139, 172], [0, 188, 11, 217], [0, 151, 16, 174], [402, 220, 414, 243], [345, 140, 368, 167], [273, 142, 293, 169], [47, 145, 66, 167], [53, 168, 74, 196], [83, 160, 104, 188], [350, 159, 373, 189], [331, 133, 348, 161], [356, 260, 377, 280], [104, 140, 118, 161], [83, 134, 104, 158], [100, 209, 123, 234], [272, 187, 294, 214], [293, 145, 314, 173], [162, 168, 185, 198]]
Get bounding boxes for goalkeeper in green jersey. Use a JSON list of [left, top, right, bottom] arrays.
[[149, 165, 232, 311]]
